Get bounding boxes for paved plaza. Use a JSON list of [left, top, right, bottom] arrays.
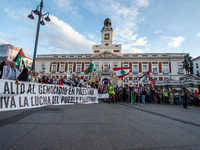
[[0, 102, 200, 150]]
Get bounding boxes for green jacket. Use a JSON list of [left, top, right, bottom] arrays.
[[109, 85, 115, 94]]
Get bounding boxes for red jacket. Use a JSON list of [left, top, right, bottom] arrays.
[[193, 92, 198, 99]]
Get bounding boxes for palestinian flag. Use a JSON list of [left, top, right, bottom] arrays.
[[13, 49, 25, 67], [113, 67, 131, 78], [84, 63, 94, 74], [140, 70, 150, 83], [150, 79, 156, 87], [58, 79, 71, 86]]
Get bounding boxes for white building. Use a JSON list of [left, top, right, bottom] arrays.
[[36, 18, 188, 87], [0, 44, 33, 72], [193, 56, 200, 77]]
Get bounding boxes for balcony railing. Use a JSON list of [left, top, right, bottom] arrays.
[[178, 71, 184, 74], [133, 71, 138, 74], [163, 71, 169, 74], [51, 70, 56, 73], [153, 71, 158, 74]]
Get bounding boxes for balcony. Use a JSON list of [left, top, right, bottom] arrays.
[[59, 70, 64, 73], [163, 71, 169, 74], [51, 70, 56, 73], [133, 80, 138, 82], [178, 71, 184, 74], [76, 70, 81, 73], [40, 70, 44, 73], [153, 71, 158, 74], [133, 71, 138, 74]]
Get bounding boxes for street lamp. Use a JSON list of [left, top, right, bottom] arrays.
[[28, 0, 50, 71]]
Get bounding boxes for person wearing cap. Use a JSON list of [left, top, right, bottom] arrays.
[[1, 61, 19, 80]]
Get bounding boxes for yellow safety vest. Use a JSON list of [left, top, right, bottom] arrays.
[[109, 85, 115, 94]]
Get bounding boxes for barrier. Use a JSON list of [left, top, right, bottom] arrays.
[[0, 79, 98, 111]]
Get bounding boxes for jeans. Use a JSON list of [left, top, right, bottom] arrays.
[[187, 97, 191, 106], [176, 97, 181, 105], [142, 95, 145, 103], [150, 95, 155, 103], [116, 93, 120, 102], [181, 96, 187, 108], [138, 95, 143, 104]]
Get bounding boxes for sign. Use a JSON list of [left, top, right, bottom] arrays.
[[0, 80, 98, 111]]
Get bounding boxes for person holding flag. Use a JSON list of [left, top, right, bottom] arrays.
[[131, 87, 136, 105]]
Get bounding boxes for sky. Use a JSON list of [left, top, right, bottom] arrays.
[[0, 0, 200, 59]]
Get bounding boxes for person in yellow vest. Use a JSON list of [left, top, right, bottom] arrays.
[[109, 83, 115, 104]]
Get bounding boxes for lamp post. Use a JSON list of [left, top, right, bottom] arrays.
[[28, 0, 50, 71]]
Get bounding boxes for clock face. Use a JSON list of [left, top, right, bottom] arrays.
[[105, 34, 109, 40]]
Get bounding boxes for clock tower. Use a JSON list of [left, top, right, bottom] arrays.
[[92, 18, 121, 54]]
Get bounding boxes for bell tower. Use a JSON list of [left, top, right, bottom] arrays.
[[92, 18, 121, 54], [101, 18, 114, 46]]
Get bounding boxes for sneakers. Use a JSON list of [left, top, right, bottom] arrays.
[[141, 104, 143, 106]]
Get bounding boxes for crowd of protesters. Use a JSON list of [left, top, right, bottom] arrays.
[[0, 56, 98, 88], [1, 56, 200, 108], [108, 84, 200, 108]]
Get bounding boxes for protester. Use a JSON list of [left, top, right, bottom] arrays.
[[28, 71, 40, 83], [16, 67, 29, 83], [108, 83, 115, 104], [193, 90, 198, 106], [150, 87, 155, 103], [1, 61, 20, 80], [131, 87, 136, 105], [179, 84, 190, 109], [0, 56, 7, 78]]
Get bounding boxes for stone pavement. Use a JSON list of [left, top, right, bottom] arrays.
[[0, 102, 200, 150]]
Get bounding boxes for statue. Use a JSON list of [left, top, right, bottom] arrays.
[[182, 54, 193, 75]]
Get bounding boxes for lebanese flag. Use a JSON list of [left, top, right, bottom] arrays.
[[13, 49, 26, 67], [134, 86, 139, 96], [84, 63, 94, 74], [113, 67, 131, 78]]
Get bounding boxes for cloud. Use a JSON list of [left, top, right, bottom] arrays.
[[88, 34, 95, 39], [52, 0, 82, 20], [196, 32, 200, 37], [155, 30, 162, 34], [122, 45, 143, 53], [137, 0, 149, 7], [133, 37, 148, 46], [167, 36, 185, 48], [40, 15, 96, 54]]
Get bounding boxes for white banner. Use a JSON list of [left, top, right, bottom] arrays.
[[0, 79, 98, 111]]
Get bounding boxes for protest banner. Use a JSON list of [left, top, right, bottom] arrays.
[[0, 79, 98, 111]]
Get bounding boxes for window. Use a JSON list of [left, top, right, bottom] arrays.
[[163, 65, 168, 71], [154, 77, 157, 81], [77, 65, 81, 71], [95, 65, 99, 71], [124, 64, 128, 67], [152, 64, 158, 72], [52, 64, 57, 71], [85, 65, 89, 69], [134, 77, 138, 80], [26, 60, 28, 64], [133, 65, 138, 71], [178, 65, 183, 72], [60, 64, 65, 71], [41, 65, 45, 70], [196, 63, 198, 69], [114, 65, 118, 68], [142, 65, 148, 72], [69, 65, 73, 72]]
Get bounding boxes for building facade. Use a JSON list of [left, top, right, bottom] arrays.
[[193, 56, 200, 77], [0, 44, 33, 72], [36, 18, 188, 87]]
